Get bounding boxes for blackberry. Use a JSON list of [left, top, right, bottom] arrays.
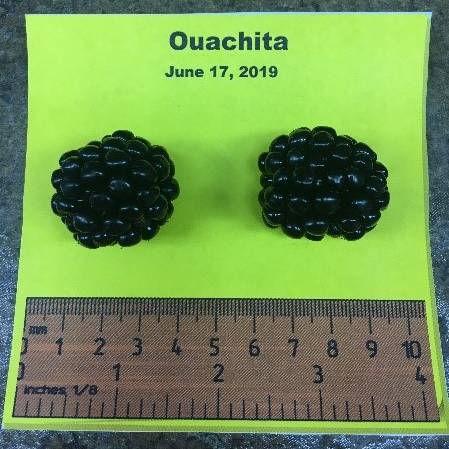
[[51, 130, 180, 248], [258, 126, 390, 241]]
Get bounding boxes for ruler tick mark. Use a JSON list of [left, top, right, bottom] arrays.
[[291, 315, 295, 334], [422, 391, 429, 420], [242, 399, 246, 419], [100, 402, 105, 418], [252, 315, 256, 334], [203, 403, 207, 419], [293, 400, 298, 419], [37, 398, 42, 417], [397, 401, 402, 421], [345, 401, 350, 420], [268, 395, 272, 419], [49, 401, 54, 417], [62, 395, 67, 417], [165, 393, 169, 418], [61, 313, 66, 332], [255, 402, 259, 419], [138, 311, 142, 333], [176, 313, 180, 333], [139, 398, 143, 418], [332, 404, 337, 420], [371, 396, 376, 420], [24, 401, 29, 417], [190, 398, 195, 418], [214, 313, 218, 333], [384, 404, 389, 421], [229, 402, 233, 419], [358, 404, 363, 420], [306, 403, 311, 420], [152, 402, 156, 418], [368, 313, 373, 334], [177, 403, 182, 419], [216, 388, 221, 418], [411, 405, 415, 421], [113, 387, 119, 418], [319, 389, 324, 420], [99, 313, 104, 333], [126, 402, 130, 418], [75, 401, 79, 418], [329, 313, 334, 334]]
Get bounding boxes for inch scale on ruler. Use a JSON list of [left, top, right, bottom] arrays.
[[14, 298, 439, 422]]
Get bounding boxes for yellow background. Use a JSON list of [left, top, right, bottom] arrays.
[[4, 13, 448, 433]]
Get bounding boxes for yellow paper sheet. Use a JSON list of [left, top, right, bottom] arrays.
[[3, 12, 449, 433]]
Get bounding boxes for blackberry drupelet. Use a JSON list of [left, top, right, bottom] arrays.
[[258, 126, 390, 241], [51, 130, 180, 248]]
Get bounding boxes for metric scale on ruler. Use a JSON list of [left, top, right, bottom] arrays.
[[14, 298, 439, 423]]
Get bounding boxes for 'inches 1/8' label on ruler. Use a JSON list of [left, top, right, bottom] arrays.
[[14, 298, 439, 422]]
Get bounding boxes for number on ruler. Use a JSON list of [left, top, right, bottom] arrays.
[[366, 340, 378, 357], [112, 363, 121, 381], [249, 339, 261, 357], [21, 337, 28, 355], [171, 338, 182, 356], [402, 340, 422, 359], [55, 337, 63, 356], [288, 338, 299, 357], [213, 363, 224, 383], [313, 364, 324, 383], [209, 337, 219, 356], [74, 384, 98, 396], [94, 337, 106, 356], [17, 362, 25, 381], [415, 366, 427, 384], [327, 339, 339, 358], [132, 337, 143, 356]]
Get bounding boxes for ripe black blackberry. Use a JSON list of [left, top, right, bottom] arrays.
[[258, 126, 390, 241], [51, 130, 180, 248]]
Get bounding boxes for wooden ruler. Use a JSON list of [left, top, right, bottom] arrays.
[[13, 297, 439, 422]]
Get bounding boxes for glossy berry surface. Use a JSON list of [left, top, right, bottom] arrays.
[[51, 130, 179, 248], [258, 126, 390, 241]]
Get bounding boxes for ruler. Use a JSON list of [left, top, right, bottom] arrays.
[[13, 297, 439, 423]]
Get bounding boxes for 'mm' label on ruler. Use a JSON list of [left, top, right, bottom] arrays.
[[14, 298, 438, 422]]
